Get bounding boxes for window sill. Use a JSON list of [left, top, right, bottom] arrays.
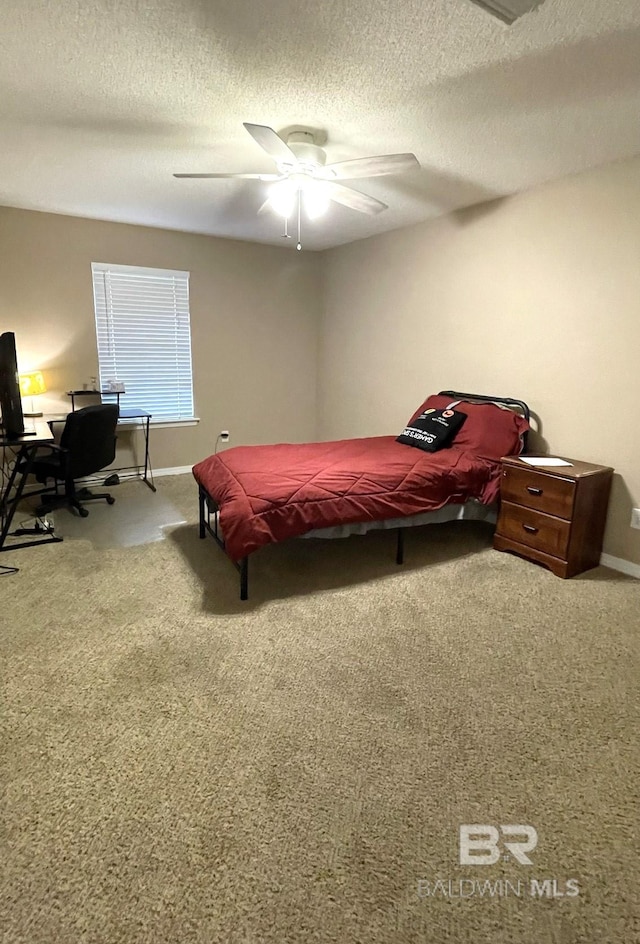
[[150, 417, 200, 430]]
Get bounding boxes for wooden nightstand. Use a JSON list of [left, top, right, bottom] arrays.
[[493, 456, 613, 578]]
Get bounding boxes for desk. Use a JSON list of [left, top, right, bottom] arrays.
[[0, 421, 63, 567]]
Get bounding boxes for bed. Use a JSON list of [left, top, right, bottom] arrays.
[[193, 391, 530, 599]]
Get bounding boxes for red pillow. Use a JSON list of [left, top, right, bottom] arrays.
[[408, 395, 529, 459]]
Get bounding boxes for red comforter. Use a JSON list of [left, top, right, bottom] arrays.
[[192, 437, 503, 561]]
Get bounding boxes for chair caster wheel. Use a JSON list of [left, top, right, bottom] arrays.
[[107, 497, 116, 505], [78, 507, 90, 518]]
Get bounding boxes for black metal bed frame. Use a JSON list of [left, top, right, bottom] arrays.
[[197, 391, 530, 600], [198, 486, 250, 600], [198, 485, 405, 602]]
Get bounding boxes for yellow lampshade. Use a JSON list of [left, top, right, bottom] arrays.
[[19, 371, 47, 397]]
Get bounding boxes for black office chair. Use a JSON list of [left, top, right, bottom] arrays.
[[30, 404, 119, 518]]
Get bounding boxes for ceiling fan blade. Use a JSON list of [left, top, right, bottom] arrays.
[[320, 181, 388, 215], [243, 123, 297, 165], [257, 197, 274, 216], [322, 153, 419, 180], [173, 172, 282, 180]]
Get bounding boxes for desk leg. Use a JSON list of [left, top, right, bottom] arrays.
[[141, 416, 156, 492], [0, 443, 63, 556], [0, 445, 25, 547]]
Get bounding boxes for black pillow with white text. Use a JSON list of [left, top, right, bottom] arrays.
[[397, 407, 467, 453]]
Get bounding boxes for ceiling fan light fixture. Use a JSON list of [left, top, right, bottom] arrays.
[[268, 179, 297, 218], [268, 175, 330, 220], [302, 185, 330, 220]]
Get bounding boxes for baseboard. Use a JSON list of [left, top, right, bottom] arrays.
[[599, 553, 640, 579], [153, 465, 193, 478]]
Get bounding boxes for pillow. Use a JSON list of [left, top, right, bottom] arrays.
[[397, 407, 467, 453], [406, 394, 529, 459]]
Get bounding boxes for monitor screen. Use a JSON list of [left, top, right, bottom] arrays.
[[0, 332, 25, 438]]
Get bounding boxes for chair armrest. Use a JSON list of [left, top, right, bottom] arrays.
[[34, 442, 66, 457], [16, 442, 65, 471]]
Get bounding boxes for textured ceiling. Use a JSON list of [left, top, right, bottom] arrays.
[[2, 0, 640, 250]]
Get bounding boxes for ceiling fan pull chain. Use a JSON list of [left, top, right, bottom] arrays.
[[296, 189, 302, 251]]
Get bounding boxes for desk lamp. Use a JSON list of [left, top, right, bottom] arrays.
[[19, 370, 47, 416]]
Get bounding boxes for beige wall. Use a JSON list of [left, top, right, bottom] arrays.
[[0, 207, 320, 471], [319, 157, 640, 565]]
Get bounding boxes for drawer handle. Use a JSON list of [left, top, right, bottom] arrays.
[[526, 486, 543, 496], [523, 524, 539, 534]]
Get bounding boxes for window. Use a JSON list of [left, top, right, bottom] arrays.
[[91, 263, 194, 422]]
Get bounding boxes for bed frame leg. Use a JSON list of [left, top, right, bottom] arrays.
[[198, 487, 206, 539], [396, 528, 404, 565], [240, 557, 248, 600]]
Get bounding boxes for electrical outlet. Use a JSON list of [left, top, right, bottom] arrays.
[[631, 508, 640, 530], [219, 430, 230, 442]]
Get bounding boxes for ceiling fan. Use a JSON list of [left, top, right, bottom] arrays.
[[174, 123, 420, 245]]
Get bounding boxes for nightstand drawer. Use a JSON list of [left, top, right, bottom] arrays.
[[496, 501, 571, 559], [501, 465, 575, 519]]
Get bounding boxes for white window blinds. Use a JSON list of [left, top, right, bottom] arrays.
[[91, 263, 194, 422]]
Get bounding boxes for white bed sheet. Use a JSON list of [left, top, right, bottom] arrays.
[[299, 499, 497, 540]]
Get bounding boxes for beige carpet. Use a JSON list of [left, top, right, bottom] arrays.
[[1, 475, 638, 944]]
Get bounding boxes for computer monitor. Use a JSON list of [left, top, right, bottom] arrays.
[[0, 332, 25, 438]]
